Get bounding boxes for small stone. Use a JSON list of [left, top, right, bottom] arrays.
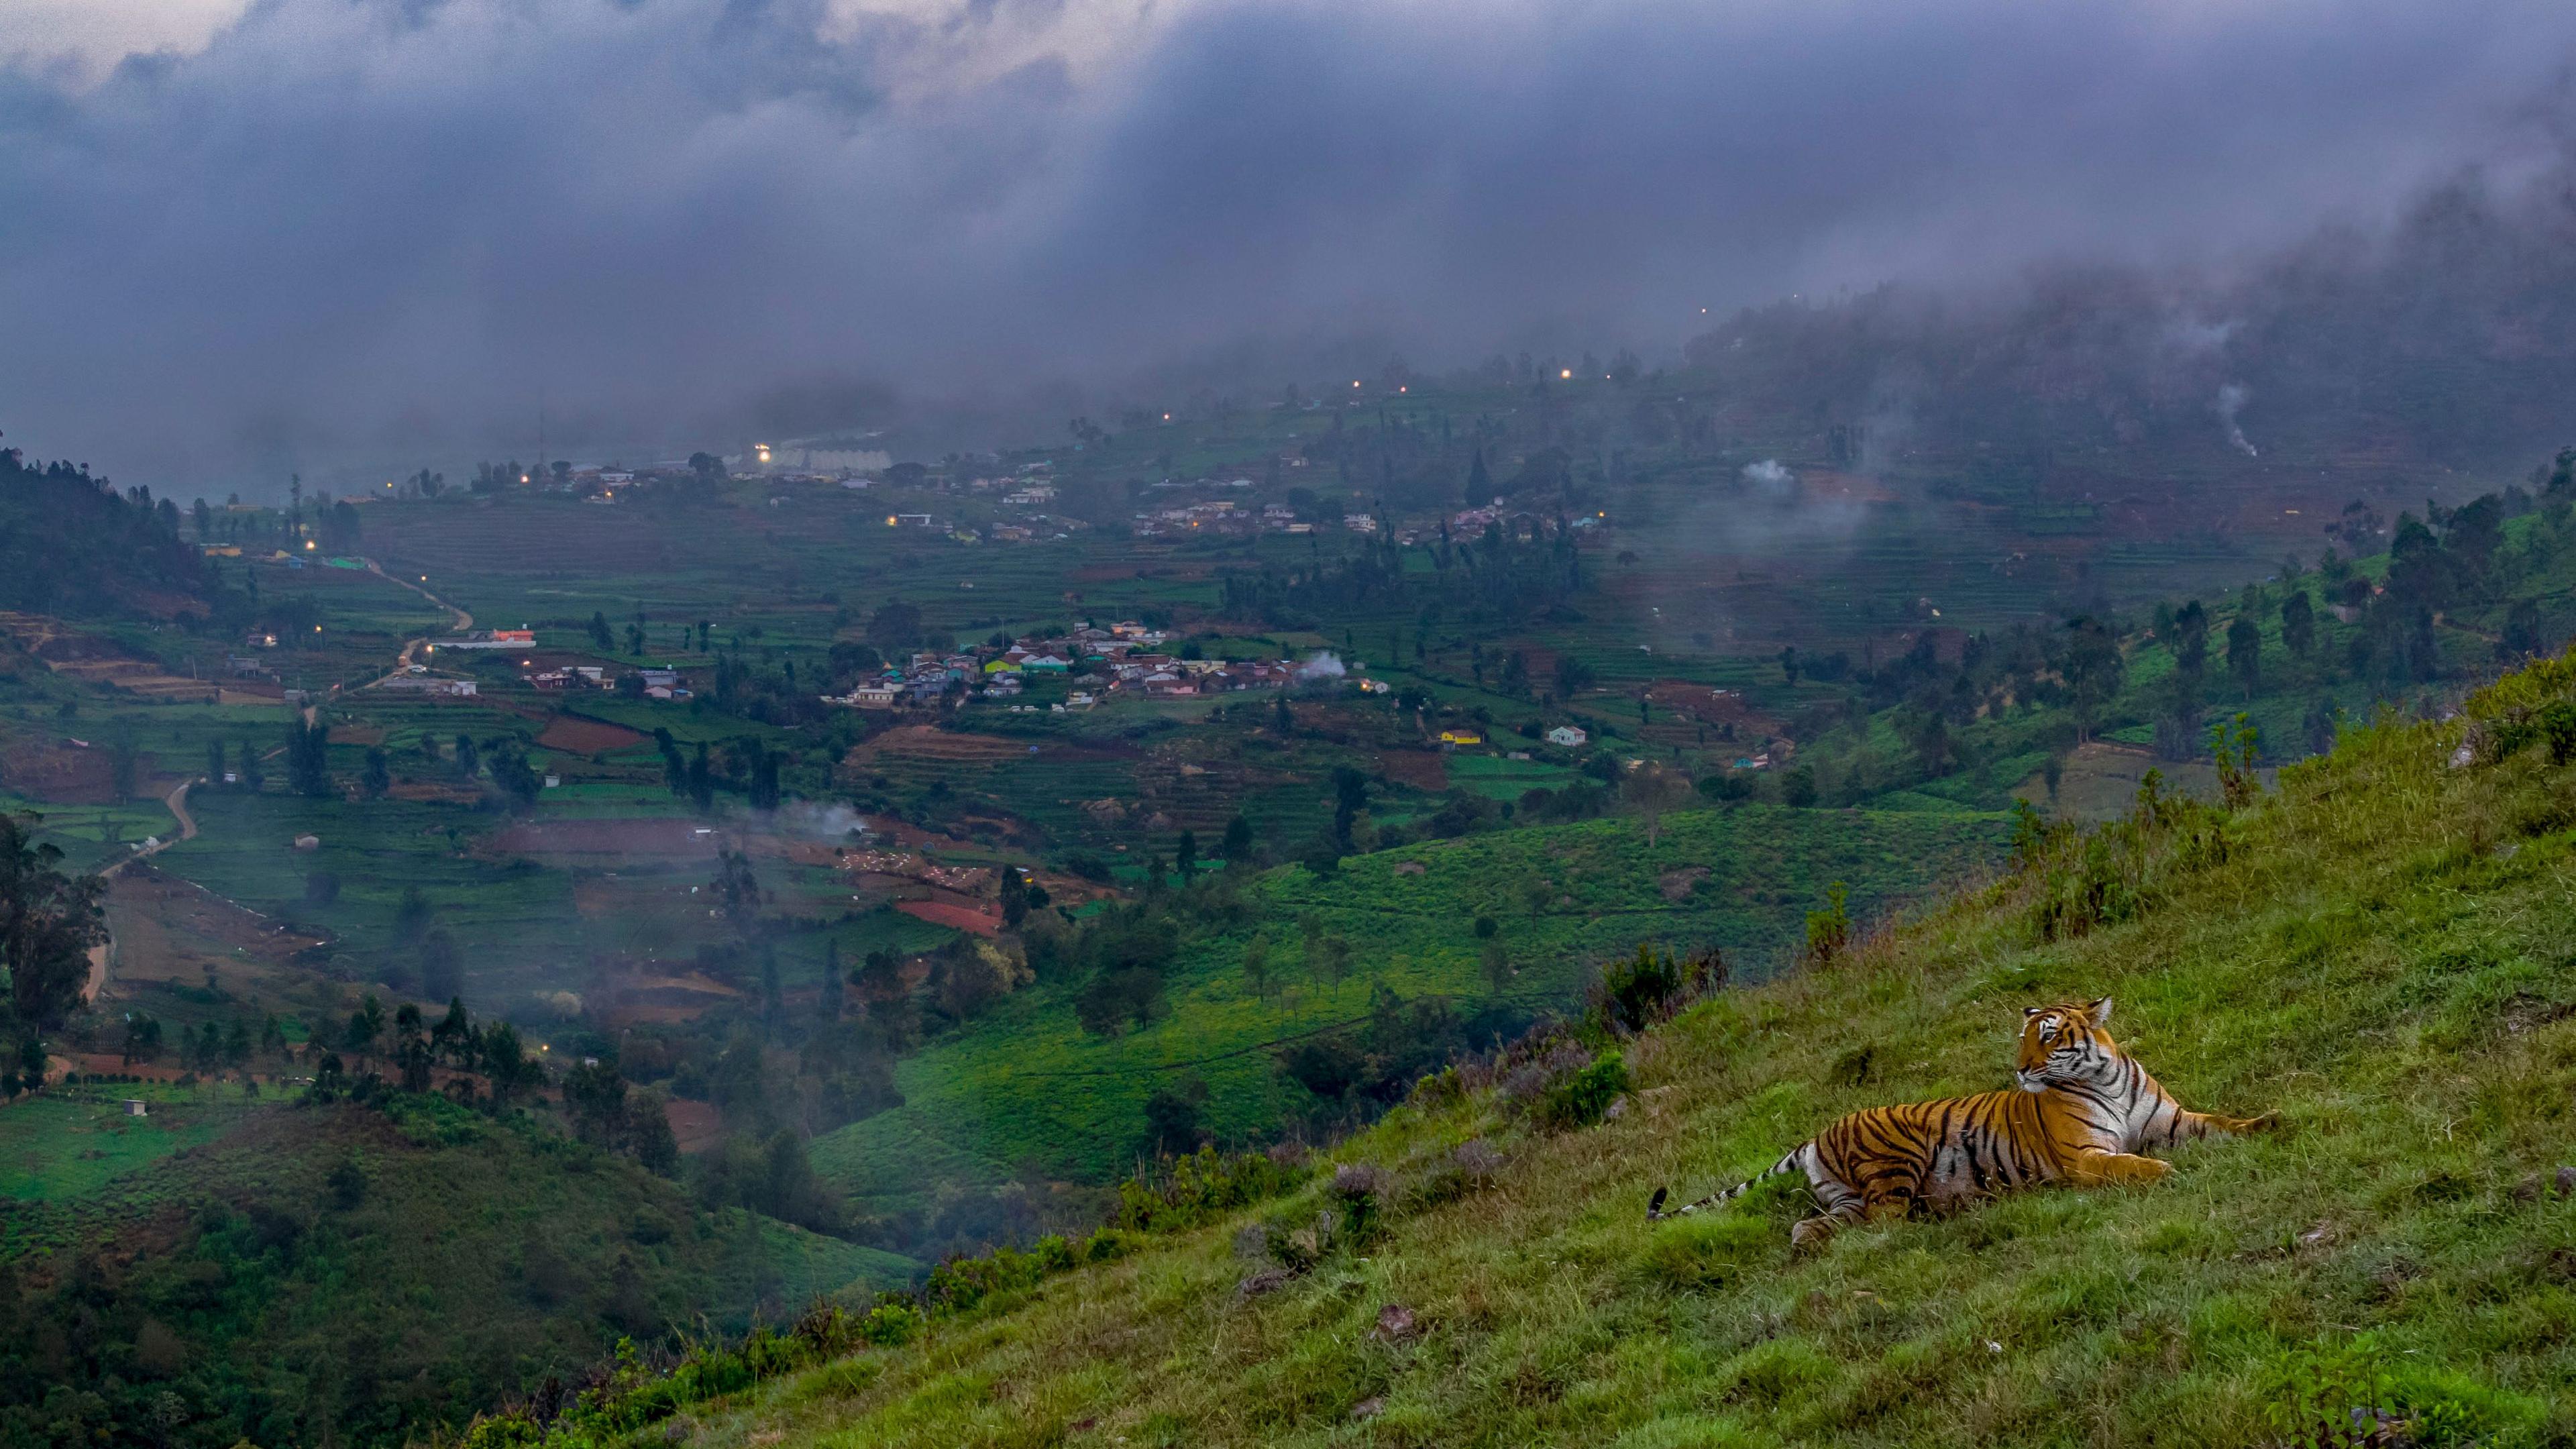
[[1349, 1397, 1385, 1422], [1238, 1268, 1291, 1300], [1371, 1303, 1419, 1342], [2557, 1166, 2576, 1197], [1603, 1097, 1629, 1122]]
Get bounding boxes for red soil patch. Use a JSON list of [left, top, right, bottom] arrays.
[[666, 1098, 725, 1155], [895, 899, 1001, 936], [1373, 749, 1450, 792], [537, 714, 647, 754], [0, 738, 123, 802]]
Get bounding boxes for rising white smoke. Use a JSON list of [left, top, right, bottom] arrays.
[[2216, 382, 2258, 456], [1741, 459, 1795, 494], [1295, 651, 1348, 683]]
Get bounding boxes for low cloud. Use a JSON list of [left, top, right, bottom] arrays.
[[3, 0, 2573, 488]]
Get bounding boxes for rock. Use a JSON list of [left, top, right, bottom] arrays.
[[2558, 1165, 2576, 1197], [291, 835, 321, 851], [1371, 1303, 1419, 1342], [1348, 1397, 1385, 1422], [1237, 1268, 1291, 1300]]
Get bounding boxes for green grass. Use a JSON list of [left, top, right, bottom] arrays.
[[0, 1091, 252, 1206], [1, 1089, 918, 1447], [813, 803, 2010, 1197], [590, 671, 2576, 1448]]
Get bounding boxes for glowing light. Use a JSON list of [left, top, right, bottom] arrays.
[[521, 474, 530, 484], [303, 539, 316, 549], [1352, 380, 1360, 388], [1560, 368, 1572, 379], [887, 515, 898, 526]]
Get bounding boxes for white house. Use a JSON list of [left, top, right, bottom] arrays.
[[1546, 725, 1588, 747]]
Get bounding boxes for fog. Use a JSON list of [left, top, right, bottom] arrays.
[[4, 0, 2575, 490]]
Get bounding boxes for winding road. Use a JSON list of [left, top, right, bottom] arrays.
[[80, 777, 199, 1006], [368, 559, 473, 673], [78, 557, 453, 1007]]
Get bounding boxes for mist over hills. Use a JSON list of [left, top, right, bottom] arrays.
[[7, 0, 2576, 489]]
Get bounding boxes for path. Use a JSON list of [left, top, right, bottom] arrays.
[[68, 568, 451, 1015], [366, 559, 472, 673], [80, 777, 197, 1006]]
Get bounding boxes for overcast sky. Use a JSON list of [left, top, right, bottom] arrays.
[[4, 0, 2574, 491]]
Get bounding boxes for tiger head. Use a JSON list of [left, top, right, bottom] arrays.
[[2016, 998, 2118, 1091]]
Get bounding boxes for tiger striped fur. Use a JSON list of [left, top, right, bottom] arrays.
[[1646, 998, 2273, 1250]]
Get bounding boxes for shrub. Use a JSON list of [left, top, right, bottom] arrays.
[[1591, 945, 1725, 1034], [1536, 1051, 1630, 1130]]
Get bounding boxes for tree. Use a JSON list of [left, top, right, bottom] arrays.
[[856, 948, 908, 1011], [2225, 614, 2263, 698], [2280, 589, 2316, 659], [1464, 447, 1491, 506], [712, 850, 762, 937], [343, 993, 386, 1071], [865, 599, 926, 656], [360, 747, 390, 800], [287, 720, 332, 797], [1778, 646, 1800, 686], [237, 740, 264, 792], [1553, 655, 1596, 698], [2059, 616, 2126, 743], [1621, 765, 1693, 847], [0, 813, 109, 1028], [1220, 814, 1252, 865], [205, 739, 225, 784], [1141, 1076, 1210, 1157], [688, 742, 714, 813], [818, 941, 844, 1022], [588, 611, 613, 650], [1332, 765, 1379, 847], [1481, 938, 1511, 996], [1173, 830, 1199, 883], [2501, 598, 2544, 660], [563, 1059, 633, 1148], [394, 1002, 433, 1091], [1778, 764, 1819, 808]]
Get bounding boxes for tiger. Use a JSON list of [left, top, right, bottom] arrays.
[[1646, 997, 2274, 1250]]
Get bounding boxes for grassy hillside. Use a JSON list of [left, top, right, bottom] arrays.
[[813, 803, 2010, 1201], [0, 1088, 913, 1448], [489, 657, 2576, 1447]]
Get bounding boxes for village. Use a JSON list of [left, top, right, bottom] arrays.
[[816, 619, 1297, 712]]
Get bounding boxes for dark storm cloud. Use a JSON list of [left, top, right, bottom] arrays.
[[2, 0, 2572, 489]]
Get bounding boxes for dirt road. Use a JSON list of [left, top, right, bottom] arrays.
[[80, 777, 199, 1006], [368, 559, 473, 672]]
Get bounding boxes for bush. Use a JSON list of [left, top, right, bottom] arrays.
[[1591, 945, 1725, 1034], [1535, 1051, 1630, 1130]]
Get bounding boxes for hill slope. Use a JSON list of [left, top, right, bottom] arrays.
[[0, 1092, 913, 1448], [500, 653, 2576, 1448], [813, 803, 2009, 1205]]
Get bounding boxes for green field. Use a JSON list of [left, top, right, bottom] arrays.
[[814, 803, 2010, 1197]]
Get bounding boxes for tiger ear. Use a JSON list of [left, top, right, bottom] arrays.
[[2023, 1006, 2041, 1018], [2088, 996, 2112, 1026]]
